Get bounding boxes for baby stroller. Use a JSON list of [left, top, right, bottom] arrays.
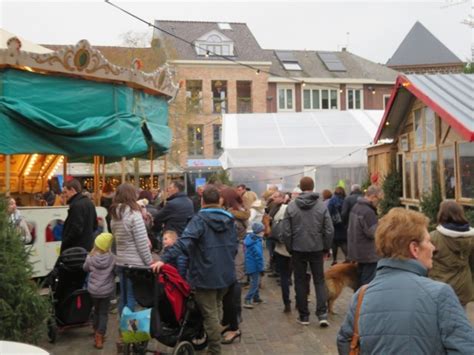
[[122, 264, 208, 355], [45, 247, 93, 343]]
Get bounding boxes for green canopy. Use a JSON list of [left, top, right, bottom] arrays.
[[0, 69, 171, 160]]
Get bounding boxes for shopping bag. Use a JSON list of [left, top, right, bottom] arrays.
[[120, 306, 152, 343]]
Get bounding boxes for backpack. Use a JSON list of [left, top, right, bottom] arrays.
[[269, 219, 284, 244]]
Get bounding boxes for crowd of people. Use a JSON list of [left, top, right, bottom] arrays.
[[6, 176, 474, 353]]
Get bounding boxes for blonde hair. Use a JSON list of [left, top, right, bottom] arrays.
[[376, 208, 429, 259]]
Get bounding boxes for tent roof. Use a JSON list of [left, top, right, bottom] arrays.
[[220, 111, 384, 169]]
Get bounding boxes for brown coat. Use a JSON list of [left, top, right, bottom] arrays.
[[429, 226, 474, 305]]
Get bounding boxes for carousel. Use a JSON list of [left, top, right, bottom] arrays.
[[0, 31, 179, 276]]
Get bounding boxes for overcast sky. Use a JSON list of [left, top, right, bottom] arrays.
[[1, 0, 472, 64]]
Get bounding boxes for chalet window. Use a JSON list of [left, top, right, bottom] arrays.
[[413, 153, 420, 199], [278, 86, 294, 111], [237, 81, 252, 113], [425, 108, 436, 146], [347, 89, 363, 109], [212, 80, 227, 114], [414, 107, 436, 148], [430, 150, 438, 189], [213, 124, 223, 156], [441, 146, 456, 199], [421, 152, 429, 194], [414, 109, 423, 148], [404, 157, 412, 199], [186, 80, 202, 113], [188, 125, 204, 157], [459, 142, 474, 199]]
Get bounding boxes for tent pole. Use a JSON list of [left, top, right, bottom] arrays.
[[94, 156, 100, 205], [163, 155, 168, 205], [63, 156, 68, 181], [5, 155, 11, 197], [150, 147, 154, 189], [121, 157, 126, 184]]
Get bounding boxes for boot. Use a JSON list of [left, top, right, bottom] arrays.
[[94, 332, 104, 349]]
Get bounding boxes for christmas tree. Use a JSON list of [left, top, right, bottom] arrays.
[[0, 197, 49, 343]]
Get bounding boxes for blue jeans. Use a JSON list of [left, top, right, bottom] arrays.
[[117, 266, 136, 314], [245, 272, 260, 301]]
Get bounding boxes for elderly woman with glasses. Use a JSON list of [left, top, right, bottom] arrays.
[[337, 208, 474, 355]]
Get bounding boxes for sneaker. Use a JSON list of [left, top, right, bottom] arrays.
[[318, 314, 330, 328], [253, 298, 264, 304], [243, 300, 254, 309], [283, 304, 291, 313], [297, 316, 309, 325]]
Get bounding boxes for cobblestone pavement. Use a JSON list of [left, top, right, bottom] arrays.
[[40, 261, 474, 355]]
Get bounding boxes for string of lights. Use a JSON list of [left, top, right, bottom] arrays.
[[104, 0, 304, 84]]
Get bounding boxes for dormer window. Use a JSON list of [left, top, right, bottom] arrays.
[[195, 30, 234, 57]]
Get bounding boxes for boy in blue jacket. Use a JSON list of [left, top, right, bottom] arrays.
[[243, 222, 265, 308], [161, 230, 188, 279]]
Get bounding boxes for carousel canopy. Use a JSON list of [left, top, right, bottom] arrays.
[[0, 37, 178, 160]]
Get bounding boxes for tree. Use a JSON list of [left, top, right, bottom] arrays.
[[120, 30, 152, 48], [379, 171, 402, 216], [419, 180, 443, 228], [463, 62, 474, 74], [0, 197, 49, 343], [207, 169, 233, 186]]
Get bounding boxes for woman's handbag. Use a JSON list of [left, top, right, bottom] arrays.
[[349, 284, 368, 355]]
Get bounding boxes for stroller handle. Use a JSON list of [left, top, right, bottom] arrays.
[[120, 264, 153, 272]]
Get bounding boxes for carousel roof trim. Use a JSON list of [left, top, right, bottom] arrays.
[[0, 38, 178, 99]]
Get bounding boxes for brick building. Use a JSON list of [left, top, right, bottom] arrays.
[[152, 20, 272, 187], [265, 49, 397, 113]]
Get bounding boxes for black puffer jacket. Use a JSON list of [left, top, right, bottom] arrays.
[[61, 193, 98, 253], [282, 192, 333, 253]]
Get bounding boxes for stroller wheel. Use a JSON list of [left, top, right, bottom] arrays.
[[47, 318, 57, 343], [172, 341, 194, 355]]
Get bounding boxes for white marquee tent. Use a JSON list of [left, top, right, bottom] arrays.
[[220, 111, 384, 193]]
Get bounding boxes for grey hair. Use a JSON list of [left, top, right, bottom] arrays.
[[351, 184, 361, 192], [366, 185, 382, 197]]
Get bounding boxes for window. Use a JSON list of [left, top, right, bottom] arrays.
[[212, 80, 227, 114], [282, 62, 302, 71], [404, 157, 412, 199], [278, 86, 294, 111], [414, 109, 423, 148], [188, 125, 204, 157], [413, 107, 436, 148], [441, 146, 456, 199], [213, 124, 223, 156], [413, 153, 419, 199], [347, 89, 363, 109], [383, 95, 391, 109], [237, 81, 252, 113], [195, 31, 234, 56], [420, 152, 429, 194], [430, 150, 438, 190], [185, 80, 202, 113], [217, 23, 232, 30], [459, 142, 474, 199], [303, 88, 337, 110]]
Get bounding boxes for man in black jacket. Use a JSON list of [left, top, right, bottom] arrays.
[[153, 180, 194, 236], [347, 185, 383, 288], [60, 179, 97, 253]]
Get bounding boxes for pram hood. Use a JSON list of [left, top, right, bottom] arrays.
[[158, 264, 191, 322]]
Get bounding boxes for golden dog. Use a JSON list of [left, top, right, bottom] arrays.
[[325, 262, 359, 314]]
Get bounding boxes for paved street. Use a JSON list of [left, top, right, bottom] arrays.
[[40, 261, 474, 355]]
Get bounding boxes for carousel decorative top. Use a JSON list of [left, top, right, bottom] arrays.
[[0, 38, 179, 99]]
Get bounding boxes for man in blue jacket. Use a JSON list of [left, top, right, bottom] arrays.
[[153, 185, 237, 355]]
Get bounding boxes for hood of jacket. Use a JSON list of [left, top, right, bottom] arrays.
[[244, 233, 261, 247], [436, 224, 474, 238], [167, 191, 188, 202], [90, 252, 114, 270], [199, 208, 234, 233], [295, 192, 320, 210]]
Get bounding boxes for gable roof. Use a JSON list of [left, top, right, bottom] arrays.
[[266, 49, 398, 82], [375, 74, 474, 143], [387, 21, 462, 67], [153, 20, 270, 62]]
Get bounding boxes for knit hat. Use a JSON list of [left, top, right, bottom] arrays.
[[252, 222, 264, 235], [95, 233, 113, 252]]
